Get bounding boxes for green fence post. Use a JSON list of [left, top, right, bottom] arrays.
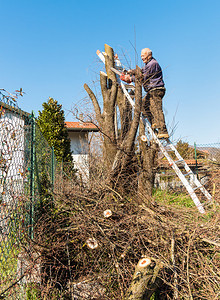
[[194, 142, 198, 179], [51, 146, 55, 189], [29, 111, 35, 240]]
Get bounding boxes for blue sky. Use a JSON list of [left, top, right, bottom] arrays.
[[1, 0, 219, 144]]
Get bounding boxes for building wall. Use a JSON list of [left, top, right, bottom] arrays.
[[68, 131, 89, 182], [0, 110, 25, 235], [154, 167, 209, 191], [0, 110, 24, 192]]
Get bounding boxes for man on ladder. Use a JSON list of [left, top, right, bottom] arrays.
[[120, 48, 169, 139], [96, 46, 212, 213]]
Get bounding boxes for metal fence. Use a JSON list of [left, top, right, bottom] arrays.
[[155, 143, 220, 191], [196, 143, 220, 163], [0, 93, 56, 299]]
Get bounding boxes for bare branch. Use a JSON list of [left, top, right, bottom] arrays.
[[100, 71, 108, 102], [84, 83, 103, 126]]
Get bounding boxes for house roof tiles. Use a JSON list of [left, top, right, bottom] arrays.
[[65, 122, 99, 132], [159, 159, 203, 167]]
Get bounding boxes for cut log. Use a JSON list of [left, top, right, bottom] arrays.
[[125, 257, 164, 300]]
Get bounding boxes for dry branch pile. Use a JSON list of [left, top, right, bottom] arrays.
[[30, 171, 220, 300]]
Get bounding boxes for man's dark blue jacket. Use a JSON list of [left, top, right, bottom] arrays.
[[132, 57, 165, 92]]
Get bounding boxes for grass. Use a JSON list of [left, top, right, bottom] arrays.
[[153, 188, 195, 208], [152, 188, 218, 222], [0, 211, 25, 299], [0, 236, 21, 298]]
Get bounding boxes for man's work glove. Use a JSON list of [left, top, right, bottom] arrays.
[[120, 74, 132, 83]]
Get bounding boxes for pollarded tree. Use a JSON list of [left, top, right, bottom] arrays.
[[84, 44, 157, 194], [37, 97, 73, 164]]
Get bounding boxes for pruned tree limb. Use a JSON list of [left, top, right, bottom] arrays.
[[124, 66, 142, 151], [104, 44, 116, 82], [100, 71, 108, 104], [111, 66, 142, 174], [125, 257, 164, 300], [104, 44, 118, 108], [84, 83, 103, 126]]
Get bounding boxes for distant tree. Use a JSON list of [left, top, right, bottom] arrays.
[[175, 140, 194, 159], [169, 140, 208, 160], [37, 97, 73, 164]]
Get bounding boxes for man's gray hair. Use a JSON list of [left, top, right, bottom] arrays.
[[141, 48, 152, 55]]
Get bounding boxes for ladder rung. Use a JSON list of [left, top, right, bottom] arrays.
[[193, 185, 203, 191], [174, 159, 184, 164], [183, 171, 193, 177], [162, 140, 170, 147], [124, 84, 135, 90]]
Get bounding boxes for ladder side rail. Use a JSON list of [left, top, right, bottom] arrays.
[[168, 143, 212, 202], [121, 84, 205, 214], [120, 82, 136, 108], [96, 50, 105, 64], [143, 118, 205, 213]]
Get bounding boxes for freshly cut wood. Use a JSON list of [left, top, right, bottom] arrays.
[[140, 135, 148, 142], [125, 257, 164, 300]]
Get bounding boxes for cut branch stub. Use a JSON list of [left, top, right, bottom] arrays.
[[125, 257, 164, 300], [104, 44, 117, 84], [138, 258, 152, 268]]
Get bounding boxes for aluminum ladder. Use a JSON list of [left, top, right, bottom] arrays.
[[97, 50, 212, 213]]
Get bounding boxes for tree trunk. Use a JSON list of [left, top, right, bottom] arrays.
[[84, 45, 142, 191], [110, 66, 142, 190], [138, 120, 158, 196], [84, 44, 118, 173], [125, 257, 164, 300], [84, 44, 158, 195]]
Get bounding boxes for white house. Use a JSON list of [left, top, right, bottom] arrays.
[[0, 103, 26, 196], [0, 101, 28, 237], [65, 122, 99, 182]]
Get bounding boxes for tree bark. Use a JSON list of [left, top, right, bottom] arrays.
[[117, 88, 132, 142], [84, 44, 157, 194], [125, 257, 164, 300], [110, 66, 142, 190], [138, 120, 158, 196], [85, 44, 118, 172]]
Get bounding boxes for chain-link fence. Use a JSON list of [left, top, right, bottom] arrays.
[[196, 143, 220, 164], [155, 142, 220, 192], [0, 93, 56, 299]]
